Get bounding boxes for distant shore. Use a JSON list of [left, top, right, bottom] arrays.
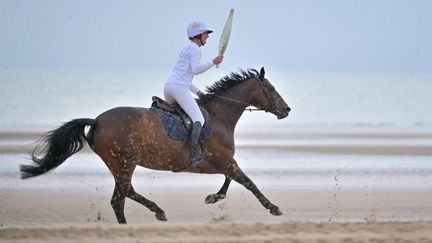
[[2, 130, 432, 155]]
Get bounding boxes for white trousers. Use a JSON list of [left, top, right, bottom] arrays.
[[163, 83, 205, 125]]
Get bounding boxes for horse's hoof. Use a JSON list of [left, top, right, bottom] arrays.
[[205, 193, 226, 204], [205, 194, 219, 204], [270, 207, 283, 216], [155, 211, 167, 221]]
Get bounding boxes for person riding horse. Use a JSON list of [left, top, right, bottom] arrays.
[[19, 23, 291, 225], [20, 67, 291, 224], [163, 21, 224, 166]]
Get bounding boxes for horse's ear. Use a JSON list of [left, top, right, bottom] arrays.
[[259, 67, 265, 80]]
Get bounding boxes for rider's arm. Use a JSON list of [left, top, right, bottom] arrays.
[[189, 83, 201, 95], [189, 45, 214, 75]]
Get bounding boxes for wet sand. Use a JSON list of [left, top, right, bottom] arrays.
[[0, 175, 431, 242], [2, 222, 432, 243], [1, 171, 432, 242], [1, 130, 432, 242]]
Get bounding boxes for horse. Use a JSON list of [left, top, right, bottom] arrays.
[[20, 67, 291, 224]]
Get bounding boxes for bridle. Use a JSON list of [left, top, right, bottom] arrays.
[[211, 94, 264, 112], [210, 76, 276, 113]]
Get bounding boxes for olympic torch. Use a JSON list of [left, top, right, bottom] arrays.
[[216, 9, 234, 68]]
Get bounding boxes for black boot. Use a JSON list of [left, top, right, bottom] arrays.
[[190, 121, 206, 165]]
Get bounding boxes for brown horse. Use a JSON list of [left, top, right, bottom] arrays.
[[20, 67, 291, 224]]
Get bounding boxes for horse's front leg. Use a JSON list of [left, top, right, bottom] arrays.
[[226, 161, 283, 216], [205, 176, 232, 204]]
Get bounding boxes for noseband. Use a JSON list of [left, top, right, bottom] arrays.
[[210, 76, 275, 113]]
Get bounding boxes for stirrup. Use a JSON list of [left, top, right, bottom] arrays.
[[201, 147, 212, 160], [189, 146, 212, 166], [190, 154, 206, 165]]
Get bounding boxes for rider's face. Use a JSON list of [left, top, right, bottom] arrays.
[[200, 32, 209, 45]]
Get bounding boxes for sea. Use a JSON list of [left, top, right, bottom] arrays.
[[0, 68, 432, 190]]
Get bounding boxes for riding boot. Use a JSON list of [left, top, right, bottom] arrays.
[[190, 121, 205, 165]]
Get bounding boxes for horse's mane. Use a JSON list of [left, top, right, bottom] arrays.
[[200, 68, 258, 104]]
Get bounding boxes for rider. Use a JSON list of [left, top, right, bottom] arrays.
[[164, 21, 224, 165]]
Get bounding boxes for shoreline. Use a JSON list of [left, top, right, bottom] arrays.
[[3, 144, 432, 156], [3, 129, 432, 139], [1, 130, 432, 155]]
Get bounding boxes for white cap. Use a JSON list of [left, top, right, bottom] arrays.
[[187, 21, 213, 38]]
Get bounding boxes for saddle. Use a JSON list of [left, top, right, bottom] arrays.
[[150, 96, 213, 141]]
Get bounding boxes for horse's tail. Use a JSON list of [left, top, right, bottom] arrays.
[[20, 118, 96, 179]]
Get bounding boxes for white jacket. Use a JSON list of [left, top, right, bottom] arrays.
[[165, 42, 214, 94]]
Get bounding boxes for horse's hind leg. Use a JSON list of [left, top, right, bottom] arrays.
[[109, 156, 136, 224], [111, 178, 131, 224], [127, 186, 167, 221], [205, 176, 231, 204]]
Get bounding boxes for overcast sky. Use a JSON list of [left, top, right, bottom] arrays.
[[1, 0, 431, 73]]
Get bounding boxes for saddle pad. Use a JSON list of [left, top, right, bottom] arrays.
[[150, 107, 213, 141]]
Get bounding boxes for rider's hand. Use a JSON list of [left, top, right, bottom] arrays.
[[213, 55, 224, 65], [197, 91, 206, 98]]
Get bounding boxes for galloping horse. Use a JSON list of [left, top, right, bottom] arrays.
[[20, 67, 291, 224]]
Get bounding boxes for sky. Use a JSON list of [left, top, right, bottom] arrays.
[[1, 0, 431, 73]]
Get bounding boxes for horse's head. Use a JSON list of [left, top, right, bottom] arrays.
[[202, 68, 291, 120], [249, 67, 291, 119]]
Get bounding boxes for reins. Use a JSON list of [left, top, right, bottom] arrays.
[[211, 94, 265, 112], [210, 76, 271, 113]]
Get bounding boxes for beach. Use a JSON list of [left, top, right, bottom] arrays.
[[1, 66, 432, 242], [1, 128, 432, 242], [2, 0, 432, 240], [3, 222, 432, 243]]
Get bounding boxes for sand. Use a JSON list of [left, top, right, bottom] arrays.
[[2, 222, 432, 243], [1, 130, 432, 242], [1, 172, 432, 242]]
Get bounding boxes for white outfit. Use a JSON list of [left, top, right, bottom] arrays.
[[164, 41, 214, 125]]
